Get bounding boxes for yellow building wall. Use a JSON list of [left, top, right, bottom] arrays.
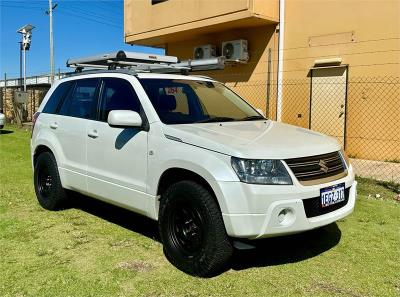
[[124, 0, 280, 116], [125, 0, 279, 44], [124, 0, 400, 161], [165, 25, 278, 114], [281, 0, 400, 160], [282, 0, 399, 78]]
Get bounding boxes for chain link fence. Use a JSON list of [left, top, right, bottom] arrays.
[[1, 73, 399, 183], [221, 75, 400, 183]]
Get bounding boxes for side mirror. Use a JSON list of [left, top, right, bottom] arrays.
[[256, 108, 265, 117], [107, 110, 142, 128]]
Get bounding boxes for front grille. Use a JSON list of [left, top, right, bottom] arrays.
[[303, 187, 350, 218], [285, 151, 346, 184]]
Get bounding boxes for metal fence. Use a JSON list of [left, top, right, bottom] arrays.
[[222, 75, 400, 183], [1, 73, 399, 183]]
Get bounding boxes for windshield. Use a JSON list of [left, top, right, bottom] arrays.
[[138, 78, 264, 124]]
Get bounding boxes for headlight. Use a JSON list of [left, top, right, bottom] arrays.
[[340, 149, 350, 168], [231, 157, 292, 185]]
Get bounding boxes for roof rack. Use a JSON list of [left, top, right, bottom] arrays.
[[66, 50, 226, 74]]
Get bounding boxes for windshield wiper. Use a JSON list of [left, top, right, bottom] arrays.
[[240, 115, 265, 121], [196, 116, 235, 123]]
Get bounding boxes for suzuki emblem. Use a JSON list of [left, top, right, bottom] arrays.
[[318, 160, 329, 173]]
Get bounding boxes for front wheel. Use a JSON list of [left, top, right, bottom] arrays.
[[34, 152, 68, 210], [159, 180, 233, 277]]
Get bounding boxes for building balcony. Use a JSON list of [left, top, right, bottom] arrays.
[[124, 0, 278, 46]]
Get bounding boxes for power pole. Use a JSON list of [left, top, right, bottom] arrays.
[[19, 42, 22, 90], [23, 40, 26, 91], [47, 1, 57, 84]]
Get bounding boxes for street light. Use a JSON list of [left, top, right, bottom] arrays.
[[17, 24, 35, 92]]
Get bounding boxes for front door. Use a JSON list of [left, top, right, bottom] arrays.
[[310, 66, 348, 147], [86, 77, 149, 215]]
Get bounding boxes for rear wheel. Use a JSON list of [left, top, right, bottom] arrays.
[[34, 152, 68, 210], [159, 180, 232, 277]]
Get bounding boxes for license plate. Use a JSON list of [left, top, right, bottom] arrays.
[[320, 183, 345, 208]]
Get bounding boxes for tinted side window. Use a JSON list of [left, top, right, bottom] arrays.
[[42, 81, 73, 114], [59, 78, 99, 119], [99, 78, 141, 122]]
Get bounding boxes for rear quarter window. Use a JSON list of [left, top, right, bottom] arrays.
[[59, 78, 100, 120], [42, 81, 73, 114]]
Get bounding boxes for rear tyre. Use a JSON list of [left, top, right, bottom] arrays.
[[159, 180, 233, 277], [34, 152, 68, 210]]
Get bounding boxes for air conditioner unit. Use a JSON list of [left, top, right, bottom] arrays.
[[193, 44, 217, 60], [221, 39, 249, 62]]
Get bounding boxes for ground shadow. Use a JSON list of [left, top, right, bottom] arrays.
[[70, 192, 160, 242], [230, 223, 341, 271], [70, 192, 341, 272], [0, 130, 14, 135]]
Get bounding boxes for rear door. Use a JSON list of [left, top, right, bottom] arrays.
[[86, 77, 149, 215], [55, 78, 100, 192]]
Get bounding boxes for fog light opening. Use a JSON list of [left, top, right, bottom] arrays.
[[277, 208, 295, 226], [278, 209, 287, 223]]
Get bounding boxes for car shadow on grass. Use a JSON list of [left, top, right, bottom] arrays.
[[70, 192, 160, 242], [69, 192, 341, 272], [0, 130, 14, 134], [230, 223, 341, 271]]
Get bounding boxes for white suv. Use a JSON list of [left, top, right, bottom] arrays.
[[31, 71, 357, 276]]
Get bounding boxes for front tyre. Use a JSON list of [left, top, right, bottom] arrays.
[[159, 180, 233, 277], [34, 152, 68, 210]]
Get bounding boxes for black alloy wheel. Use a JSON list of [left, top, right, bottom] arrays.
[[159, 180, 233, 277], [34, 152, 68, 210]]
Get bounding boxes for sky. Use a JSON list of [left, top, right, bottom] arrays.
[[0, 0, 165, 78]]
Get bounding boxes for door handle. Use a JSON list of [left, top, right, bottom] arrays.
[[87, 129, 99, 139], [50, 122, 58, 129]]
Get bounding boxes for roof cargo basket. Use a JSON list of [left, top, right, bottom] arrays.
[[66, 50, 226, 74]]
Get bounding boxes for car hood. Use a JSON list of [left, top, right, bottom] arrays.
[[162, 120, 341, 159]]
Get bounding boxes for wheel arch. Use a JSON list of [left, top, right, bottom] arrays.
[[33, 145, 54, 166], [156, 167, 226, 217]]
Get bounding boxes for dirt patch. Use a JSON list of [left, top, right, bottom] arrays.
[[116, 260, 155, 273], [315, 282, 367, 297], [109, 239, 135, 249]]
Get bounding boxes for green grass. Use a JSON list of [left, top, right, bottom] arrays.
[[1, 125, 399, 297]]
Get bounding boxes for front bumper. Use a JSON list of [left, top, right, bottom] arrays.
[[219, 166, 357, 239]]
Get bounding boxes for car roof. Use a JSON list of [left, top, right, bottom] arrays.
[[59, 70, 215, 84], [136, 72, 214, 81]]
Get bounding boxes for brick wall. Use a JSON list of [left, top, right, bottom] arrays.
[[0, 86, 49, 123]]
